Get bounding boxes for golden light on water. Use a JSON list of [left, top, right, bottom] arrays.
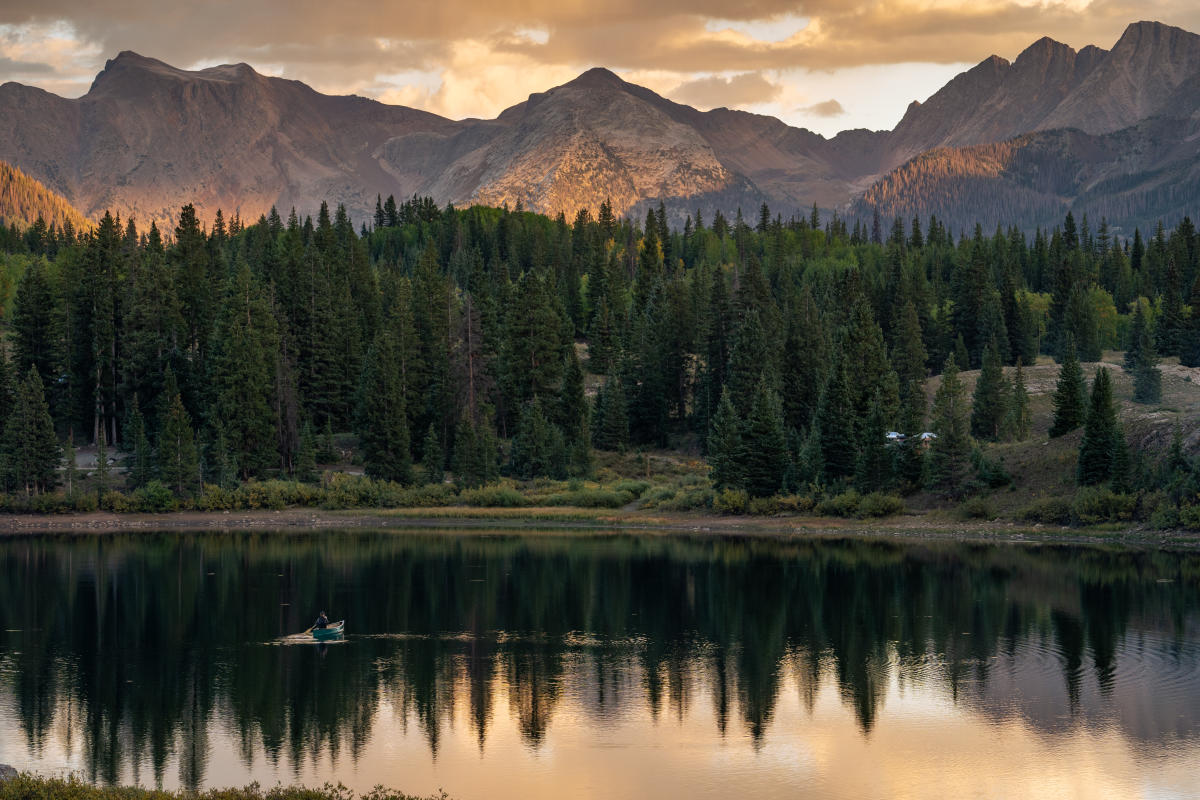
[[5, 646, 1198, 799]]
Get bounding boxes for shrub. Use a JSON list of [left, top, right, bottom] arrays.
[[73, 492, 99, 513], [748, 496, 782, 516], [857, 492, 905, 518], [656, 487, 714, 511], [816, 490, 861, 518], [544, 488, 632, 508], [197, 484, 235, 511], [958, 496, 995, 520], [131, 481, 176, 513], [1179, 504, 1200, 530], [101, 490, 129, 513], [610, 479, 651, 498], [714, 488, 749, 514], [457, 486, 530, 507], [392, 483, 456, 508], [1071, 487, 1136, 524], [30, 492, 70, 514], [1020, 496, 1073, 525], [1150, 500, 1181, 530], [775, 494, 817, 513], [971, 447, 1012, 489], [638, 487, 677, 508]]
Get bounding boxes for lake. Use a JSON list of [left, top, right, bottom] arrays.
[[1, 530, 1198, 799]]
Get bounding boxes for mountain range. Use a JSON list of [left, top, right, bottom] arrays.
[[0, 20, 1198, 233]]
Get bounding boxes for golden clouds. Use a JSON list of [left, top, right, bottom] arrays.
[[1, 1, 1199, 134]]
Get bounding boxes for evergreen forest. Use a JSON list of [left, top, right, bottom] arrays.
[[1, 198, 1199, 522]]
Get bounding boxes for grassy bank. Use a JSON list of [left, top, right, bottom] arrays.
[[0, 773, 443, 800]]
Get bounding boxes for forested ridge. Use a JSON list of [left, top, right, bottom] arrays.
[[0, 196, 1198, 518], [0, 160, 92, 234]]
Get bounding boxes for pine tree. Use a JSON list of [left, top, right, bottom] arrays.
[[707, 388, 741, 491], [1128, 304, 1162, 404], [1, 367, 60, 497], [209, 264, 280, 479], [64, 435, 79, 499], [94, 427, 110, 499], [591, 378, 629, 452], [357, 325, 413, 485], [737, 379, 787, 497], [126, 396, 154, 489], [1077, 368, 1119, 486], [855, 390, 892, 492], [11, 259, 59, 391], [779, 287, 826, 432], [927, 357, 972, 494], [1182, 275, 1200, 368], [1001, 359, 1031, 441], [509, 398, 566, 480], [1049, 334, 1087, 437], [158, 392, 199, 497], [815, 354, 857, 482], [953, 334, 970, 372], [970, 339, 1008, 441], [296, 421, 317, 483], [892, 300, 928, 435], [422, 423, 444, 484], [1123, 301, 1149, 373]]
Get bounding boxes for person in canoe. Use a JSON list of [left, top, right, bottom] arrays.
[[312, 611, 329, 630]]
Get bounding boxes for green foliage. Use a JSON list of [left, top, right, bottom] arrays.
[[158, 392, 199, 497], [508, 399, 567, 480], [713, 487, 749, 515], [971, 446, 1012, 488], [591, 377, 629, 452], [1071, 487, 1136, 524], [970, 339, 1008, 441], [126, 397, 154, 489], [1001, 359, 1031, 441], [1077, 368, 1120, 486], [958, 497, 995, 520], [456, 485, 530, 507], [1049, 333, 1087, 437], [3, 198, 1197, 520], [357, 322, 413, 485], [927, 357, 972, 494], [421, 423, 444, 484], [707, 389, 741, 490], [1020, 496, 1074, 525], [1127, 302, 1162, 404], [130, 480, 177, 513], [737, 378, 787, 497], [543, 488, 633, 508], [1, 366, 60, 496]]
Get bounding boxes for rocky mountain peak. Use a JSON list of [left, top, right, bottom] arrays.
[[563, 67, 627, 91]]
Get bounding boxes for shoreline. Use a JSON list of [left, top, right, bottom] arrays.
[[0, 507, 1195, 548]]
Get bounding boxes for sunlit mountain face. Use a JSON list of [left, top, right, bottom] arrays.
[[1, 531, 1198, 799], [1, 21, 1199, 233]]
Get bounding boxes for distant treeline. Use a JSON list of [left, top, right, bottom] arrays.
[[0, 196, 1197, 504]]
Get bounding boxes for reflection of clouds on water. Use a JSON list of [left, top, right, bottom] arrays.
[[0, 532, 1197, 797]]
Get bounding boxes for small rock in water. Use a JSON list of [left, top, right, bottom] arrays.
[[0, 764, 16, 781]]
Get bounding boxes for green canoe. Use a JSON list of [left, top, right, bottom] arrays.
[[311, 620, 344, 640]]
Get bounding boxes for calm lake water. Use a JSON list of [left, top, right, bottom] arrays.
[[1, 530, 1198, 799]]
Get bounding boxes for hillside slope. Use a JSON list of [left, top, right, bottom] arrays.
[[0, 159, 91, 231]]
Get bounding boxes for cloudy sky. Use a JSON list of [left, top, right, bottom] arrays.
[[1, 0, 1198, 137]]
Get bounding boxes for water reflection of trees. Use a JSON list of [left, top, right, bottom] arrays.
[[1, 533, 1198, 787]]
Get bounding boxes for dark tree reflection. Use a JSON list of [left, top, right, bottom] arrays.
[[0, 532, 1198, 785]]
